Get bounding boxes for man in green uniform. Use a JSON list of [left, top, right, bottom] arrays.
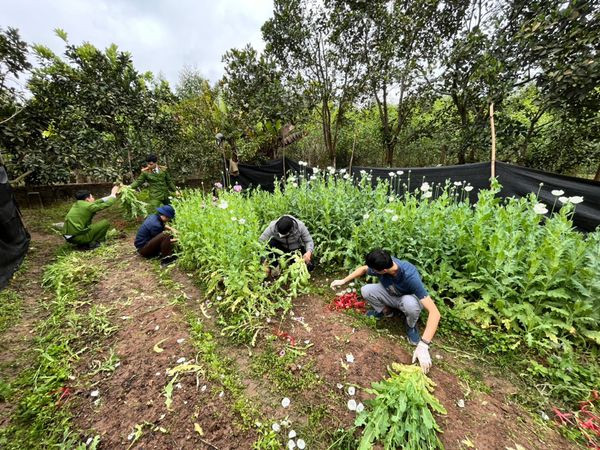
[[129, 154, 177, 209], [63, 185, 120, 248]]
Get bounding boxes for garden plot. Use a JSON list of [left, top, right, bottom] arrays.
[[1, 168, 598, 449]]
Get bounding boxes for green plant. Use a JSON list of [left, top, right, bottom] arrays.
[[118, 185, 149, 219], [355, 363, 446, 450]]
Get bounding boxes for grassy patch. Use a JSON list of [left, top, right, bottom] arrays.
[[187, 318, 260, 428], [251, 338, 319, 393], [0, 290, 23, 333], [0, 249, 115, 448]]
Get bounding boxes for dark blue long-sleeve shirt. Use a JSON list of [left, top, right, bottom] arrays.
[[134, 214, 165, 249]]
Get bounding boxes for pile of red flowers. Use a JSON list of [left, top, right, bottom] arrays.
[[553, 390, 599, 448], [329, 292, 366, 312]]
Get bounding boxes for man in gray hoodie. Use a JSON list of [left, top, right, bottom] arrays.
[[259, 215, 315, 272]]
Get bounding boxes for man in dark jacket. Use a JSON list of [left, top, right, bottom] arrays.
[[259, 215, 315, 272], [134, 205, 177, 265]]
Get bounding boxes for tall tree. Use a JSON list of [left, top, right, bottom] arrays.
[[262, 0, 366, 164]]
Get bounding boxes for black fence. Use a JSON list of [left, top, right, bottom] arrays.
[[231, 158, 600, 232]]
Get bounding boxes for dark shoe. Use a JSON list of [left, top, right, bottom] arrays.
[[77, 241, 100, 251], [406, 324, 420, 345], [160, 255, 178, 267]]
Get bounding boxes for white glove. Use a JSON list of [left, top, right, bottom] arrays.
[[412, 341, 432, 374], [330, 279, 346, 289]]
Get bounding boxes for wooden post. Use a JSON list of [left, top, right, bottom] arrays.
[[490, 102, 496, 180], [282, 148, 286, 179], [348, 130, 356, 175]]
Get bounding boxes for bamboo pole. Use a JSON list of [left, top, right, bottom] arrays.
[[348, 130, 356, 175], [490, 102, 496, 180]]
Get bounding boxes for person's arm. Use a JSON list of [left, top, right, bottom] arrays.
[[298, 222, 314, 262], [89, 186, 119, 213], [420, 296, 440, 343], [330, 265, 369, 289], [412, 294, 440, 374], [259, 222, 276, 242], [165, 170, 177, 192], [130, 172, 147, 190]]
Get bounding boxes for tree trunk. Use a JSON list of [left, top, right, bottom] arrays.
[[594, 162, 600, 181], [321, 100, 335, 164]]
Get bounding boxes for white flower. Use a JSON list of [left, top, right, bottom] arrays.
[[453, 181, 462, 186], [339, 168, 347, 174], [238, 218, 246, 225], [360, 170, 367, 175], [464, 186, 473, 192], [363, 213, 369, 220], [391, 215, 399, 222], [343, 174, 350, 180], [292, 183, 298, 188], [281, 397, 291, 408], [310, 176, 317, 181], [337, 383, 343, 389], [396, 170, 404, 175], [297, 439, 306, 449], [422, 191, 433, 199], [219, 391, 224, 398], [217, 296, 222, 301], [356, 402, 365, 413], [231, 216, 237, 221], [388, 172, 396, 177], [346, 354, 354, 363], [313, 167, 320, 173], [420, 182, 430, 192], [384, 208, 393, 214], [218, 200, 228, 209], [388, 195, 395, 202], [90, 390, 99, 398], [347, 386, 356, 396], [559, 196, 569, 204], [347, 399, 357, 411], [272, 422, 281, 432], [533, 203, 548, 215], [289, 430, 297, 439], [569, 196, 584, 204], [551, 190, 564, 196], [288, 440, 296, 449]]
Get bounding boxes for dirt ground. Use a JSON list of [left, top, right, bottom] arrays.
[[0, 212, 576, 450], [0, 230, 62, 426]]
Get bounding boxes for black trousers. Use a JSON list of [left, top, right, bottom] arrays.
[[265, 238, 315, 272]]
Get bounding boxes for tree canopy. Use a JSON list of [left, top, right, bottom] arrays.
[[0, 0, 598, 184]]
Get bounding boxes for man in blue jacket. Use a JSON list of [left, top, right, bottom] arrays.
[[134, 205, 177, 266]]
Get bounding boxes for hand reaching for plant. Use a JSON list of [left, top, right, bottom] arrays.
[[302, 251, 312, 264], [412, 341, 432, 374], [330, 279, 346, 289]]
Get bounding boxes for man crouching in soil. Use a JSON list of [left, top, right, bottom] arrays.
[[330, 249, 440, 373]]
